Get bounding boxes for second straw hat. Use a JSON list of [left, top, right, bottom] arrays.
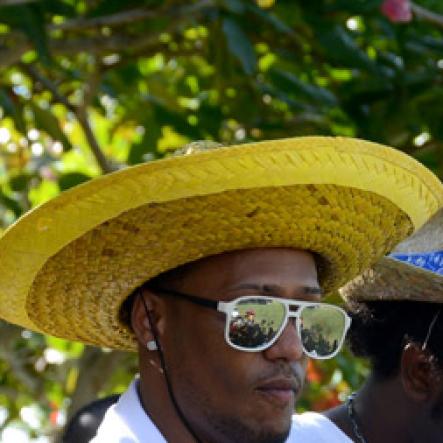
[[341, 208, 443, 302]]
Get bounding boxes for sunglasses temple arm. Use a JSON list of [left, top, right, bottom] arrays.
[[153, 287, 219, 311]]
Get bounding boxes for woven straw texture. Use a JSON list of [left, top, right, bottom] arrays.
[[0, 136, 442, 350], [341, 208, 443, 302]]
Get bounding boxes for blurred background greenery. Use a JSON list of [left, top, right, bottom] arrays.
[[0, 0, 442, 441]]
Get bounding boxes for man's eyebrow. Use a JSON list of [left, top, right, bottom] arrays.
[[231, 283, 323, 296]]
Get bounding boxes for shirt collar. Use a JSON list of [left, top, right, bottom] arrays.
[[93, 377, 167, 443]]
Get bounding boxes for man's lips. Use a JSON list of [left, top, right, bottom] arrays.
[[255, 378, 299, 407]]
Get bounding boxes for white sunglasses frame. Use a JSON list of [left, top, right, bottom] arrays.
[[150, 287, 351, 360], [218, 295, 352, 359]]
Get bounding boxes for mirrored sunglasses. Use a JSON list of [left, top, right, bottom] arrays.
[[151, 289, 351, 360]]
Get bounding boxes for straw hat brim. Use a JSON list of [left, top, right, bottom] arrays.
[[340, 256, 443, 303], [0, 136, 442, 350]]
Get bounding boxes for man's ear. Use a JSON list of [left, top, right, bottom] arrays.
[[131, 290, 167, 347], [400, 342, 441, 402]]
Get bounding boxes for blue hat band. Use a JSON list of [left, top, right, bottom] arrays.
[[389, 250, 443, 275]]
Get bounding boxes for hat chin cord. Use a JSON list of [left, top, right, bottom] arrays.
[[140, 293, 203, 443]]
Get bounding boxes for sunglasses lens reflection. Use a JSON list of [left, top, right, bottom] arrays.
[[228, 298, 285, 349], [300, 305, 346, 358], [227, 298, 347, 358]]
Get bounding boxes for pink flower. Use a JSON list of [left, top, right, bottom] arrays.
[[381, 0, 412, 23]]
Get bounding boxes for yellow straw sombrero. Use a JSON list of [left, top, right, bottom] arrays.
[[0, 136, 442, 350], [341, 208, 443, 303]]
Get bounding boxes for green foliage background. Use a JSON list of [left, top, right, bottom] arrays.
[[0, 0, 442, 441]]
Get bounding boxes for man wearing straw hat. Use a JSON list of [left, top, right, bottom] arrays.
[[293, 209, 443, 443], [0, 137, 441, 443]]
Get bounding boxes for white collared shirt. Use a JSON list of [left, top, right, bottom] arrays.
[[90, 378, 166, 443], [90, 378, 338, 443], [290, 412, 353, 442]]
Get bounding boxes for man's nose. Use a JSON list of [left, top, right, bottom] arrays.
[[263, 319, 304, 362]]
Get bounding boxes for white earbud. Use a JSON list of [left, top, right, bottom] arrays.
[[147, 340, 158, 351]]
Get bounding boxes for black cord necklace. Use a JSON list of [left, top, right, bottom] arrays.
[[140, 294, 203, 443], [346, 392, 368, 443]]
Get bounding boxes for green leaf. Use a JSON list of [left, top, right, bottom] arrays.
[[0, 4, 51, 63], [414, 149, 439, 174], [258, 82, 309, 111], [246, 3, 294, 35], [128, 124, 161, 165], [319, 25, 380, 76], [0, 190, 22, 218], [324, 0, 381, 14], [9, 173, 33, 192], [150, 99, 202, 140], [407, 35, 443, 54], [25, 4, 51, 64], [30, 103, 72, 151], [86, 0, 136, 18], [222, 18, 256, 75], [269, 68, 338, 106], [221, 0, 246, 14], [39, 0, 77, 17], [58, 172, 91, 191], [196, 104, 224, 138], [0, 89, 27, 134]]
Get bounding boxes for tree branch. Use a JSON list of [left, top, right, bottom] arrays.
[[65, 347, 128, 421], [0, 32, 30, 68], [48, 7, 158, 32], [0, 0, 215, 69], [76, 108, 115, 174], [22, 63, 114, 174], [411, 2, 443, 28], [82, 68, 102, 110], [0, 0, 38, 5], [0, 322, 39, 392], [23, 63, 75, 112], [0, 28, 188, 69], [48, 32, 162, 58], [48, 0, 214, 32]]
